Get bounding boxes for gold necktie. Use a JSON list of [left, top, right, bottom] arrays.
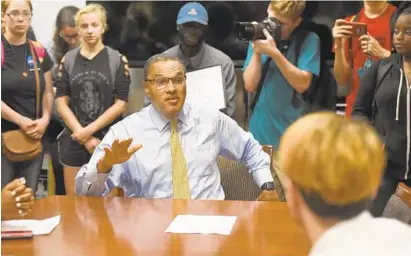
[[170, 119, 190, 199]]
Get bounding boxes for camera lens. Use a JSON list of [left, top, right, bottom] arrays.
[[235, 22, 256, 41]]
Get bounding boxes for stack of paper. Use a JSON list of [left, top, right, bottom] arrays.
[[165, 215, 237, 235], [1, 215, 61, 235]]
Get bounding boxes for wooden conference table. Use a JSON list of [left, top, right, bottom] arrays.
[[2, 196, 310, 256]]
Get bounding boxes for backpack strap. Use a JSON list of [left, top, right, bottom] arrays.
[[63, 47, 81, 75], [106, 46, 121, 86], [1, 39, 45, 67], [291, 30, 311, 106], [1, 40, 4, 67], [294, 30, 310, 65], [250, 58, 271, 111], [29, 40, 45, 64]]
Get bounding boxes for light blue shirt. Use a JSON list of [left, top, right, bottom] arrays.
[[243, 32, 321, 148], [75, 103, 273, 199]]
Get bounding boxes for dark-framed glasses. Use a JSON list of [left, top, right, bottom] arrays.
[[145, 75, 186, 90]]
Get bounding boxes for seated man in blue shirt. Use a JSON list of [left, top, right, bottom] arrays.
[[75, 54, 276, 200], [243, 0, 320, 149]]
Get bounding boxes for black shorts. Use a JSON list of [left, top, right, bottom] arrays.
[[58, 129, 91, 168]]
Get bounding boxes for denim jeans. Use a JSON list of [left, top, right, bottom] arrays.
[[1, 152, 44, 192]]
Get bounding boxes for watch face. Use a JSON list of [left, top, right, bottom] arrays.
[[262, 182, 275, 190]]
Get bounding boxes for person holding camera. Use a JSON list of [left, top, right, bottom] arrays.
[[243, 0, 320, 200]]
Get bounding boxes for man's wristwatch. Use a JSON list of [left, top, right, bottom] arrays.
[[261, 182, 275, 191]]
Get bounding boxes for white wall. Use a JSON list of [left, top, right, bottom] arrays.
[[30, 0, 86, 46]]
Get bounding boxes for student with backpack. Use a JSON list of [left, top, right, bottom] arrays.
[[243, 0, 321, 201], [352, 8, 411, 217], [1, 0, 54, 192], [55, 4, 131, 195]]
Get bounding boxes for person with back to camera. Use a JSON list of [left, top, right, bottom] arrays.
[[55, 3, 131, 195], [278, 112, 411, 255]]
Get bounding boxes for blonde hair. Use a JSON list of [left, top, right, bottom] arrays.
[[270, 0, 306, 19], [278, 112, 385, 206], [75, 3, 107, 32]]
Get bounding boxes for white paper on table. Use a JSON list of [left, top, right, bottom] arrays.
[[165, 215, 237, 235], [185, 66, 226, 110], [1, 215, 60, 235]]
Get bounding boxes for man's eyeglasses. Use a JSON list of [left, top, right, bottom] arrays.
[[6, 10, 32, 20], [145, 76, 186, 90]]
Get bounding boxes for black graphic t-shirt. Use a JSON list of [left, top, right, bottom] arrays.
[[55, 47, 130, 140], [1, 35, 53, 133]]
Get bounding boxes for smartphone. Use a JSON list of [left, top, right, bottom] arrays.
[[345, 21, 367, 37]]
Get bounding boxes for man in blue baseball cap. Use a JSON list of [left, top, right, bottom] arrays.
[[159, 2, 237, 119]]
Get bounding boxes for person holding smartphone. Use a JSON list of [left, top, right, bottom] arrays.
[[333, 0, 396, 118]]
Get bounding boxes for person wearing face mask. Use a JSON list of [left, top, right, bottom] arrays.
[[157, 2, 237, 119], [352, 7, 411, 217], [55, 4, 131, 195]]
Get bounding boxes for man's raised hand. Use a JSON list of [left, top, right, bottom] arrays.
[[97, 138, 142, 173]]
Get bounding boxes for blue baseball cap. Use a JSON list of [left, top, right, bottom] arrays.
[[177, 2, 208, 26]]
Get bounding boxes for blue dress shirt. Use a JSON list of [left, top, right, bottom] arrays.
[[75, 103, 273, 199]]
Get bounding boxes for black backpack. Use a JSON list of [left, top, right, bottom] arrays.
[[291, 29, 337, 113]]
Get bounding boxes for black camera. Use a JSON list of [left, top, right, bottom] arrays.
[[235, 17, 281, 43]]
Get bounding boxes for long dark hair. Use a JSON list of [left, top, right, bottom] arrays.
[[52, 6, 79, 63]]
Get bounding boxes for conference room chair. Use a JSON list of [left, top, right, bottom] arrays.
[[382, 182, 411, 225], [217, 145, 284, 201]]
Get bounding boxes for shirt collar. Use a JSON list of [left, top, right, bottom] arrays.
[[309, 211, 373, 255], [178, 42, 206, 70], [149, 104, 190, 132]]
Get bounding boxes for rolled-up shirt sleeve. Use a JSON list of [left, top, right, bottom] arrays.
[[217, 112, 274, 188], [75, 127, 135, 196]]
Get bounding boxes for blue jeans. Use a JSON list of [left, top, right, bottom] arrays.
[[1, 152, 44, 192]]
